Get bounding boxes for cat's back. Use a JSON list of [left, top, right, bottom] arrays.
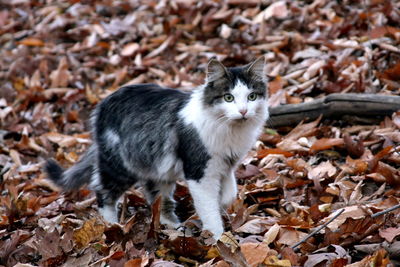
[[95, 84, 189, 129], [101, 83, 188, 111]]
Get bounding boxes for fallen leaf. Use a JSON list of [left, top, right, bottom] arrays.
[[18, 38, 44, 46], [304, 245, 350, 267], [263, 255, 292, 267], [121, 43, 140, 57], [309, 138, 344, 154], [263, 223, 280, 245], [73, 219, 105, 248], [240, 242, 276, 267], [379, 227, 400, 243], [257, 148, 294, 159]]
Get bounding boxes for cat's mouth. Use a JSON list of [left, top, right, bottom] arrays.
[[232, 116, 248, 123]]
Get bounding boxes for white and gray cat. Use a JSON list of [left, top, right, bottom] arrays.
[[45, 57, 269, 239]]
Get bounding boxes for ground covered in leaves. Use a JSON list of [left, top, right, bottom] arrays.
[[1, 0, 400, 266]]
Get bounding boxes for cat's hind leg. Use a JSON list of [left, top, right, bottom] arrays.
[[144, 180, 180, 228], [91, 160, 136, 224]]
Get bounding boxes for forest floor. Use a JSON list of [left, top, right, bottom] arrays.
[[1, 0, 400, 266]]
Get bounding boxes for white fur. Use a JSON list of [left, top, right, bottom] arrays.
[[160, 215, 180, 228], [179, 82, 268, 238], [89, 167, 102, 191], [156, 133, 184, 182], [220, 171, 238, 207], [187, 162, 224, 239], [99, 204, 118, 223], [104, 129, 120, 146]]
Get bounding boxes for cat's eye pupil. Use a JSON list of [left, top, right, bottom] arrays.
[[248, 92, 257, 101], [224, 94, 234, 102]]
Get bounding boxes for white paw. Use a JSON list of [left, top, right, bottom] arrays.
[[99, 206, 118, 223], [160, 214, 181, 229], [204, 224, 224, 240]]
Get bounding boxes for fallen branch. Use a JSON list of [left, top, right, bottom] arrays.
[[291, 208, 345, 252], [371, 203, 400, 218], [269, 94, 400, 127]]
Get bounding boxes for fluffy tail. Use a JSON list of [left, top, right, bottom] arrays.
[[44, 146, 95, 191]]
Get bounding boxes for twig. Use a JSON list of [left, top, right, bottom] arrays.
[[120, 194, 127, 222], [371, 203, 400, 218], [291, 208, 345, 252]]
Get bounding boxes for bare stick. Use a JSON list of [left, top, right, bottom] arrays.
[[371, 203, 400, 218], [291, 208, 345, 251]]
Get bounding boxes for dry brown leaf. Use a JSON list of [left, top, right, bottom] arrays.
[[253, 1, 288, 23], [308, 161, 337, 180], [309, 138, 344, 154], [345, 249, 390, 267], [240, 242, 276, 267], [18, 37, 45, 46], [304, 245, 350, 267], [263, 255, 292, 267], [322, 206, 366, 231], [236, 218, 274, 234], [73, 218, 105, 248], [257, 148, 294, 159], [263, 223, 280, 245], [50, 57, 70, 88], [379, 227, 400, 243], [276, 228, 307, 247], [121, 43, 140, 57]]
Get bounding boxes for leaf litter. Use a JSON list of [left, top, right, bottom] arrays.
[[1, 0, 400, 266]]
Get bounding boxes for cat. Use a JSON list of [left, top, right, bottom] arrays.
[[45, 57, 269, 240]]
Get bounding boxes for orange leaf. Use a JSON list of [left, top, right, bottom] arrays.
[[368, 146, 393, 172], [110, 251, 125, 260], [310, 138, 344, 153], [39, 193, 59, 206], [124, 258, 142, 267], [345, 156, 369, 174], [369, 26, 400, 39], [268, 76, 283, 95], [18, 38, 44, 47], [257, 148, 294, 159]]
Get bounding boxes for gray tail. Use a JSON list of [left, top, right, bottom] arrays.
[[44, 146, 95, 191]]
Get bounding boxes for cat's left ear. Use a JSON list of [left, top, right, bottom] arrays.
[[246, 56, 266, 82]]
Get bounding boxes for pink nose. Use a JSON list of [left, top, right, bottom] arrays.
[[239, 109, 247, 116]]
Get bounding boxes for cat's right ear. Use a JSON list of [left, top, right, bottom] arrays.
[[206, 58, 228, 83]]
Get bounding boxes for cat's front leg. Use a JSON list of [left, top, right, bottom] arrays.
[[187, 174, 224, 240], [220, 170, 238, 208]]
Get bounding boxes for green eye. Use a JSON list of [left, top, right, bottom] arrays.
[[224, 94, 234, 102], [248, 92, 257, 101]]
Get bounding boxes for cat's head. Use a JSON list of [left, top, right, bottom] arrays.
[[202, 57, 268, 123]]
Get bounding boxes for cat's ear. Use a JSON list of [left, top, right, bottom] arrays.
[[206, 58, 228, 82], [246, 56, 266, 82]]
